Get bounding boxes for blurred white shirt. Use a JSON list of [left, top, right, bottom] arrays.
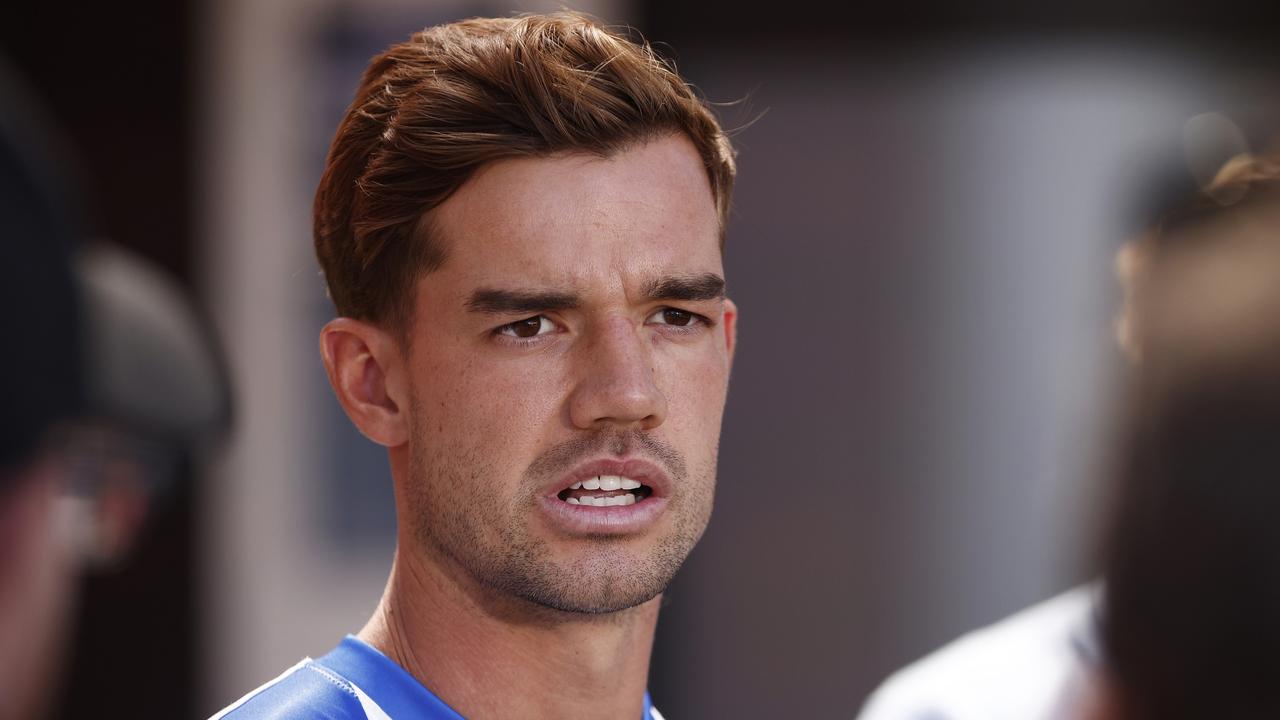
[[857, 584, 1102, 720]]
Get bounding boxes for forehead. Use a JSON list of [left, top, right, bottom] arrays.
[[427, 133, 723, 293]]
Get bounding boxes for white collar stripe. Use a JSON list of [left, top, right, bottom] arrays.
[[350, 678, 394, 720], [207, 658, 311, 720]]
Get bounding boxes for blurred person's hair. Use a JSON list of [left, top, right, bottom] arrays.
[[313, 11, 736, 330], [1114, 147, 1280, 359], [1100, 144, 1280, 720]]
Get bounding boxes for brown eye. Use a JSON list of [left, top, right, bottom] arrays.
[[500, 315, 552, 338], [662, 309, 693, 326]]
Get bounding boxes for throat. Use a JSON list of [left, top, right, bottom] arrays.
[[371, 536, 662, 719]]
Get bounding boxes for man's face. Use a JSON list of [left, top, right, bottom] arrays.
[[397, 133, 735, 614]]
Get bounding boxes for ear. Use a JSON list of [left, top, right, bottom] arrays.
[[319, 318, 409, 447], [722, 297, 739, 367]]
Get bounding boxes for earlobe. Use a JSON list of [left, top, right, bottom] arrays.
[[319, 318, 409, 447]]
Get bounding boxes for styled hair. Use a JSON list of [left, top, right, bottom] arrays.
[[313, 12, 736, 327]]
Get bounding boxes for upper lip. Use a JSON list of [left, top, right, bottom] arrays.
[[543, 457, 672, 498]]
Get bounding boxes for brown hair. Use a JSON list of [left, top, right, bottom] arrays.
[[313, 12, 737, 328]]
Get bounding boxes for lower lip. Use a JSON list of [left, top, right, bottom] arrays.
[[537, 494, 669, 535]]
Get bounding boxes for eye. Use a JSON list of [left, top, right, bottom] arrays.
[[647, 307, 698, 327], [497, 315, 556, 338]]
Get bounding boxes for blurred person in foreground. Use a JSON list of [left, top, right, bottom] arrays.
[[1092, 149, 1280, 719], [211, 12, 738, 720], [0, 71, 227, 719], [858, 145, 1280, 720]]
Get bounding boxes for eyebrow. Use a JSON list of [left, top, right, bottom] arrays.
[[643, 273, 726, 302], [465, 272, 726, 315], [466, 289, 581, 315]]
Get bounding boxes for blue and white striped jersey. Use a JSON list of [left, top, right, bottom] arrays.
[[211, 635, 665, 719]]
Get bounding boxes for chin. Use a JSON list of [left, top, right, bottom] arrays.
[[497, 541, 687, 616]]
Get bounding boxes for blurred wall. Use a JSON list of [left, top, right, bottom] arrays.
[[197, 1, 1280, 717]]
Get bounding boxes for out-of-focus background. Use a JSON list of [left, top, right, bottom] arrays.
[[5, 1, 1279, 717]]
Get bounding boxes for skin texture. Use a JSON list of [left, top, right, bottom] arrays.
[[320, 132, 737, 719], [0, 460, 76, 720]]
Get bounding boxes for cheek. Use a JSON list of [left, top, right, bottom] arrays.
[[659, 341, 730, 405], [655, 348, 730, 445], [410, 349, 567, 461]]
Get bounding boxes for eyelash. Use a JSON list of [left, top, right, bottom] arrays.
[[494, 315, 558, 342], [648, 307, 712, 333], [491, 307, 712, 345]]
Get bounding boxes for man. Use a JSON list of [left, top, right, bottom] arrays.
[[857, 146, 1280, 720], [1095, 149, 1280, 720], [0, 78, 87, 720], [0, 69, 228, 719], [212, 12, 738, 720]]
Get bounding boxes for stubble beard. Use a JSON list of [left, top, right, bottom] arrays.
[[405, 415, 715, 616]]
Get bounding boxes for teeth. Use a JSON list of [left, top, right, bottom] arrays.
[[571, 476, 640, 492], [563, 493, 639, 507]]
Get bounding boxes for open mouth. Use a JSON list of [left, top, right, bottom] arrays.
[[556, 475, 654, 507]]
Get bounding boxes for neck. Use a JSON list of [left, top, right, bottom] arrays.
[[359, 545, 659, 720]]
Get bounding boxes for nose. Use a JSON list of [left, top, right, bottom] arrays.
[[568, 316, 667, 431]]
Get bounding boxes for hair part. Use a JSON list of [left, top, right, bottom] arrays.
[[313, 12, 736, 330]]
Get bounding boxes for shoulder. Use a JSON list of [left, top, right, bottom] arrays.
[[856, 584, 1100, 720], [209, 660, 372, 720]]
